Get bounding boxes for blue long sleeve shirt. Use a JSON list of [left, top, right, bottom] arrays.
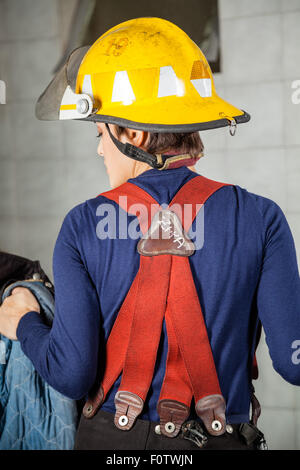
[[16, 166, 300, 424]]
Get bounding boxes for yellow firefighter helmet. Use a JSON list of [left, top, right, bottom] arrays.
[[36, 17, 249, 134]]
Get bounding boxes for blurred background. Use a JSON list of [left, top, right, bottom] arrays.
[[0, 0, 299, 449]]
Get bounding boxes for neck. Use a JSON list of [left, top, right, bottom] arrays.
[[132, 161, 198, 178], [132, 160, 153, 178]]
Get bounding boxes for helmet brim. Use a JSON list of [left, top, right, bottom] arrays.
[[81, 109, 250, 133]]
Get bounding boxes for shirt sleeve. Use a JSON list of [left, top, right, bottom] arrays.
[[256, 199, 300, 385], [16, 205, 101, 400]]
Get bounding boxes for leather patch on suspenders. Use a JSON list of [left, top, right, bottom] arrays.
[[137, 209, 195, 257]]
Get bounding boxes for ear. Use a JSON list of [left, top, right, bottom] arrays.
[[96, 122, 104, 132], [124, 128, 149, 149]]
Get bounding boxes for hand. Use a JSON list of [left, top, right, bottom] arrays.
[[0, 287, 40, 340]]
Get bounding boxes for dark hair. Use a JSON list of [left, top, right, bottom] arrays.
[[114, 126, 204, 159]]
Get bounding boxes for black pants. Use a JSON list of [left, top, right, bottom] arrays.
[[74, 409, 255, 450]]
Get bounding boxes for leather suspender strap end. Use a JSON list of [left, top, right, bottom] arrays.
[[250, 386, 261, 426], [83, 385, 104, 419], [114, 391, 144, 431], [195, 394, 226, 436], [157, 399, 190, 438]]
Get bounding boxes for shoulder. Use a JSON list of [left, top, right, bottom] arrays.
[[236, 186, 287, 232], [202, 177, 287, 234], [59, 195, 121, 245], [62, 194, 112, 225], [208, 178, 284, 215], [223, 182, 289, 243]]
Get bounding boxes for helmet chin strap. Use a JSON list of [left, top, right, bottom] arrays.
[[105, 123, 164, 169]]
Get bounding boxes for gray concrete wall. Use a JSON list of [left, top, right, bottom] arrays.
[[0, 0, 299, 449], [0, 0, 110, 277]]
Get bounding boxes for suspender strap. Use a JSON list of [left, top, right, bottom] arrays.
[[99, 181, 160, 233], [157, 304, 193, 437], [161, 255, 225, 436], [83, 183, 161, 419], [114, 255, 172, 430], [83, 268, 140, 417], [157, 177, 229, 436]]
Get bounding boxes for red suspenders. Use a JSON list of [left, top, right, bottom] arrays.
[[83, 175, 260, 436]]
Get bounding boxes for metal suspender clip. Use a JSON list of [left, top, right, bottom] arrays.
[[181, 421, 208, 448]]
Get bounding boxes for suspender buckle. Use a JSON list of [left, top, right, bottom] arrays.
[[114, 391, 144, 431], [157, 399, 190, 438], [195, 394, 226, 436], [181, 420, 208, 448]]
